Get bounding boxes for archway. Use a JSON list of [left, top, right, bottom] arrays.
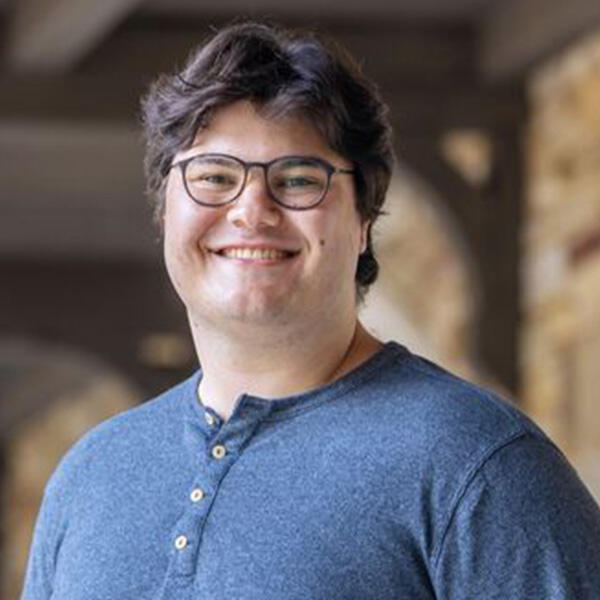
[[360, 168, 493, 387], [0, 337, 142, 599]]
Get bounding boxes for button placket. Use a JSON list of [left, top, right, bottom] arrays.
[[168, 441, 236, 578], [167, 395, 273, 581]]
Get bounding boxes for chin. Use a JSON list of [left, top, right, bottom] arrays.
[[233, 296, 291, 324], [198, 288, 296, 327]]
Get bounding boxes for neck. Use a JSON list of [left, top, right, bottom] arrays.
[[190, 315, 382, 420]]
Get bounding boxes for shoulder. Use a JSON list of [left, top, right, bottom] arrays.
[[21, 373, 200, 597], [365, 345, 600, 588], [360, 343, 547, 459], [350, 344, 570, 524], [44, 371, 199, 500]]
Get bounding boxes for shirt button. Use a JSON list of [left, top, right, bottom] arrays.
[[204, 411, 216, 426], [190, 488, 205, 502], [174, 535, 188, 550], [212, 444, 227, 460]]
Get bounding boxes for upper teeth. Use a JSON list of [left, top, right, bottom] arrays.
[[220, 248, 289, 259]]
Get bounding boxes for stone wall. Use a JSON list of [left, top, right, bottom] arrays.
[[523, 28, 600, 499], [1, 343, 140, 600]]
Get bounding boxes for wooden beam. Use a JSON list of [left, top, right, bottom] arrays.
[[386, 85, 524, 136], [397, 125, 525, 393], [0, 75, 142, 122], [480, 0, 600, 83], [5, 0, 144, 72], [0, 260, 193, 407], [396, 136, 484, 271], [0, 72, 524, 132], [0, 120, 157, 261]]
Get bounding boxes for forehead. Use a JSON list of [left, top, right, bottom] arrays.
[[179, 100, 346, 165]]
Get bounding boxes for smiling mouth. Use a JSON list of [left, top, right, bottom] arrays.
[[213, 247, 299, 260]]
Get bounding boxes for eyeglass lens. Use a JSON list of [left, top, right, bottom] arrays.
[[184, 155, 329, 208]]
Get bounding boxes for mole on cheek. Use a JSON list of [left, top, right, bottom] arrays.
[[319, 239, 326, 247]]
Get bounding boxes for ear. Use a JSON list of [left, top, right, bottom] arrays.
[[359, 220, 370, 254]]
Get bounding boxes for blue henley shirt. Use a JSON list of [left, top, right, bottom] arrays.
[[21, 342, 600, 599]]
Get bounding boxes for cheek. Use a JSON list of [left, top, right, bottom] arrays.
[[335, 211, 364, 253], [315, 217, 364, 271], [164, 186, 217, 248], [163, 198, 208, 291]]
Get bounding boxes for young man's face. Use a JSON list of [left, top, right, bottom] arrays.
[[163, 100, 368, 333]]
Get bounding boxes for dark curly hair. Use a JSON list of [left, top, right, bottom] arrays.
[[141, 21, 394, 298]]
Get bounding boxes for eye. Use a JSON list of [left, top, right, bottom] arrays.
[[270, 161, 327, 196], [195, 173, 234, 185], [278, 175, 320, 189], [186, 161, 241, 190]]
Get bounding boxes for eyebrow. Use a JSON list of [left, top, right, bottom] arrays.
[[274, 157, 320, 167], [192, 155, 238, 166]]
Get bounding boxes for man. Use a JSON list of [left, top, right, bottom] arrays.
[[22, 22, 600, 599]]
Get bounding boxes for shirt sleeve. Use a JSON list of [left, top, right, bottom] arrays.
[[433, 434, 600, 599], [20, 475, 62, 600]]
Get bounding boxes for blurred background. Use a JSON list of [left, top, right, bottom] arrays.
[[1, 0, 600, 597]]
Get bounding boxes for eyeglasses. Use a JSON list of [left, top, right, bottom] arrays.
[[169, 153, 355, 210]]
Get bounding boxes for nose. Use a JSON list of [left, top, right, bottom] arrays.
[[226, 167, 282, 231]]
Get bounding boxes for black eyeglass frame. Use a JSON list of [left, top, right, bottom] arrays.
[[168, 153, 355, 211]]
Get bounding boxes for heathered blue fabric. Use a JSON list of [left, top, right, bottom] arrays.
[[21, 342, 600, 599]]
